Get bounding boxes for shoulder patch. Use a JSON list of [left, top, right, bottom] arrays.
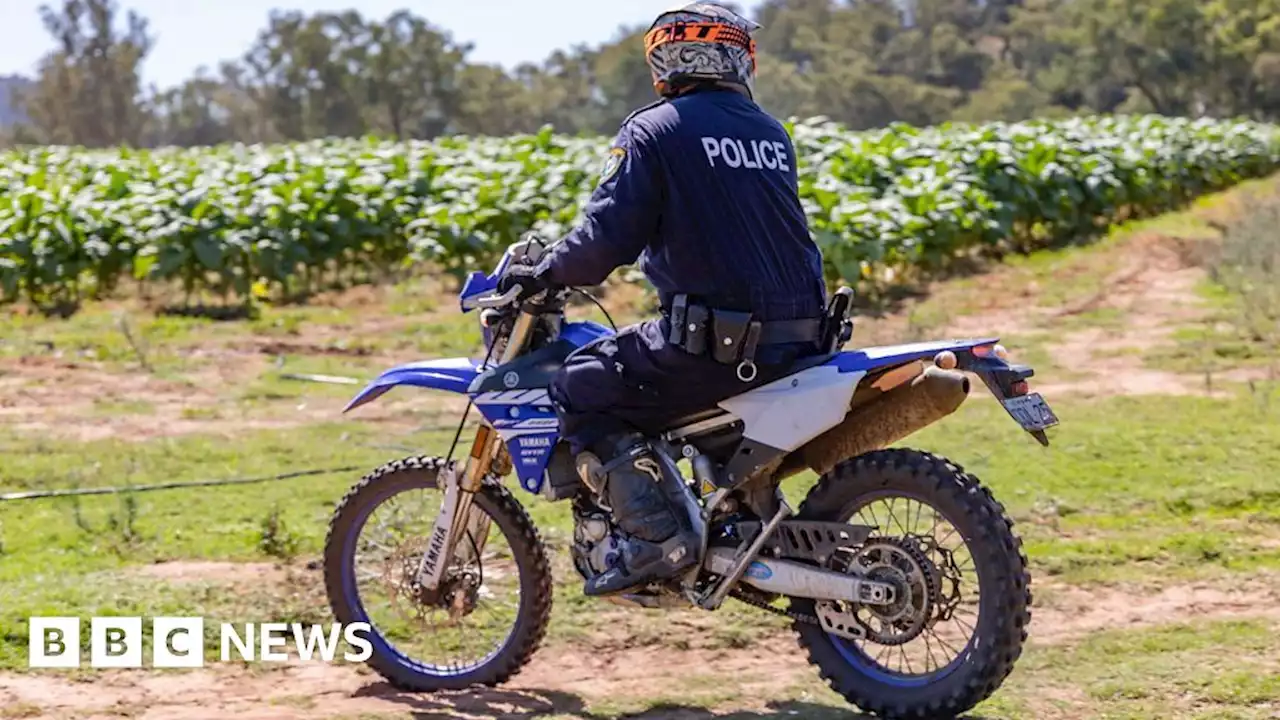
[[599, 146, 626, 185], [622, 98, 669, 125]]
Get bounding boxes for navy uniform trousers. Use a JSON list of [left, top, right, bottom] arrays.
[[549, 316, 817, 455]]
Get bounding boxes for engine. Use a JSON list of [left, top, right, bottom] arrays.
[[570, 501, 627, 580]]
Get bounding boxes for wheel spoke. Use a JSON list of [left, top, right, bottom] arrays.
[[874, 642, 892, 665], [348, 486, 528, 677], [890, 498, 912, 536], [927, 627, 963, 658], [885, 497, 899, 534], [835, 489, 994, 683], [934, 526, 958, 548], [863, 502, 882, 530]]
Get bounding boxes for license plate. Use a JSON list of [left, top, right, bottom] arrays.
[[1003, 393, 1059, 432]]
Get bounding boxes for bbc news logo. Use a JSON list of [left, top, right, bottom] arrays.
[[28, 617, 373, 668]]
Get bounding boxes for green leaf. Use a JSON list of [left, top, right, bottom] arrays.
[[194, 236, 224, 270]]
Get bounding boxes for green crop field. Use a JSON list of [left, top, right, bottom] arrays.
[[0, 115, 1276, 315]]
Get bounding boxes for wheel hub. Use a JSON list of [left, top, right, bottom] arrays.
[[855, 538, 936, 645], [817, 537, 940, 645], [386, 538, 482, 618], [855, 539, 935, 645], [862, 565, 915, 624], [440, 570, 482, 619]]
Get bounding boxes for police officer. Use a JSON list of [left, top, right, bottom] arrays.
[[498, 2, 828, 597]]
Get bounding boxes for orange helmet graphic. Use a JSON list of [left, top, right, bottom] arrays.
[[644, 3, 760, 100]]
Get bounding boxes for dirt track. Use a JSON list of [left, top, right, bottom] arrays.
[[4, 576, 1279, 720]]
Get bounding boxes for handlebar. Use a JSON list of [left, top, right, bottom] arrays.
[[468, 284, 524, 310]]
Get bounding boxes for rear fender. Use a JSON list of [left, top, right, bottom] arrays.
[[830, 338, 1001, 374], [836, 338, 1054, 445], [342, 358, 482, 413], [832, 337, 1038, 395]]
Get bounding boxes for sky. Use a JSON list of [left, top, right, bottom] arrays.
[[0, 0, 762, 89]]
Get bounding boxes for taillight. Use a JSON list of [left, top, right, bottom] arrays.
[[973, 343, 1010, 360]]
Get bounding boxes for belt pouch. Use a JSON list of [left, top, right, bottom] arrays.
[[683, 304, 709, 356], [710, 309, 753, 365]]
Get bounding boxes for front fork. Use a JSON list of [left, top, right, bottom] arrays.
[[415, 310, 537, 591], [415, 424, 502, 590]]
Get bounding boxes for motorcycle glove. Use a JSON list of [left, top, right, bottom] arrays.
[[497, 263, 553, 303]]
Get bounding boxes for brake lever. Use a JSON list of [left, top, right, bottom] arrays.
[[468, 284, 523, 310]]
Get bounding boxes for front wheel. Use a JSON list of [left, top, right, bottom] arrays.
[[324, 456, 553, 691], [790, 449, 1031, 719]]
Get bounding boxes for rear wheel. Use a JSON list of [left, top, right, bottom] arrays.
[[790, 449, 1031, 719], [324, 456, 553, 691]]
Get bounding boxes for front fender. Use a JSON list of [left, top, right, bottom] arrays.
[[343, 357, 481, 413]]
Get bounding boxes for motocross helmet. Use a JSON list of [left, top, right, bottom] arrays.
[[644, 2, 760, 100]]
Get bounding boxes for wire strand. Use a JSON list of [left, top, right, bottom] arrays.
[[0, 466, 364, 503], [442, 314, 503, 466], [572, 287, 618, 332]]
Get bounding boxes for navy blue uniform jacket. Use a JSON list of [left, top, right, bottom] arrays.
[[535, 88, 826, 322]]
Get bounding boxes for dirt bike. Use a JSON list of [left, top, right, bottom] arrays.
[[323, 236, 1058, 719]]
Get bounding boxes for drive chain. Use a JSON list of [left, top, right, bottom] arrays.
[[729, 588, 821, 626]]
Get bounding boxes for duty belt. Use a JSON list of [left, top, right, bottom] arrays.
[[665, 293, 825, 382]]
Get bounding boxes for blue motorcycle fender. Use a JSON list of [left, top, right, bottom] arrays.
[[830, 338, 1001, 373], [342, 357, 483, 413]]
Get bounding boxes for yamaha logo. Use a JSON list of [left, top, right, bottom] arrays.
[[503, 372, 520, 388], [518, 436, 551, 448], [420, 524, 448, 576]]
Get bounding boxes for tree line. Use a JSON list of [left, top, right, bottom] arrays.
[[4, 0, 1280, 149]]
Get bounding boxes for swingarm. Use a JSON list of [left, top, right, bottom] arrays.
[[694, 502, 899, 611]]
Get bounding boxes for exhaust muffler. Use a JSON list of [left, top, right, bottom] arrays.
[[780, 364, 970, 478]]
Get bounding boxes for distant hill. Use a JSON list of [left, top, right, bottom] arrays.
[[0, 75, 33, 127]]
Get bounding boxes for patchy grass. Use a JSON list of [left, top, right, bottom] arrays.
[[0, 308, 211, 373], [1, 176, 1279, 717], [89, 397, 158, 417], [1144, 277, 1278, 378], [239, 356, 389, 403], [0, 703, 42, 719], [1009, 618, 1280, 718], [1146, 323, 1276, 373]]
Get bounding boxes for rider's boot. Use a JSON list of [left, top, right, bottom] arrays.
[[575, 433, 699, 597]]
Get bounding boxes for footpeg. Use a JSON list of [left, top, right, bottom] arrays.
[[584, 532, 698, 598]]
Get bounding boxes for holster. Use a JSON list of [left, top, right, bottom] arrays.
[[821, 287, 856, 354]]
